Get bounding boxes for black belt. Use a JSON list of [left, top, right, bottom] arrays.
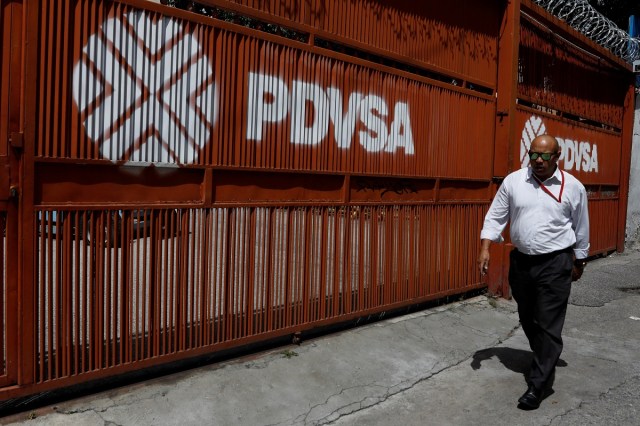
[[513, 246, 573, 261]]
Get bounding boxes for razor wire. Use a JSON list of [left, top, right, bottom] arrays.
[[532, 0, 639, 62]]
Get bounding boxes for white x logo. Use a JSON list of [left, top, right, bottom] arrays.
[[72, 11, 217, 165], [520, 116, 546, 168]]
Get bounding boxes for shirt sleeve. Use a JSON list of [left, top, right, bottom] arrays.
[[572, 184, 590, 259], [480, 178, 510, 243]]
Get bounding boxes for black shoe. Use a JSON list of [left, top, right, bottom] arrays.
[[518, 384, 543, 409]]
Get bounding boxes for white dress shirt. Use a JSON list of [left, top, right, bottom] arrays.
[[480, 166, 590, 259]]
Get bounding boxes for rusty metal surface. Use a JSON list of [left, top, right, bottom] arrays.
[[39, 0, 496, 180], [1, 0, 23, 202], [0, 6, 9, 160], [198, 0, 501, 87], [616, 85, 636, 252], [518, 15, 627, 130], [24, 0, 497, 388], [515, 108, 621, 185], [492, 0, 521, 179], [0, 211, 6, 381], [32, 203, 486, 382], [587, 196, 618, 254], [1, 0, 22, 390], [1, 1, 21, 161]]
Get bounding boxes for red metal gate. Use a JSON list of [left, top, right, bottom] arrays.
[[485, 0, 635, 296], [0, 0, 634, 401], [0, 0, 23, 389], [518, 1, 634, 255]]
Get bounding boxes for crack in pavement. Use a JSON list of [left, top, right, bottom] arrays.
[[263, 347, 488, 426], [59, 398, 116, 415], [312, 325, 522, 426], [317, 354, 486, 425], [300, 382, 389, 425], [59, 386, 172, 419], [262, 382, 387, 426], [401, 321, 439, 346], [569, 291, 640, 309], [456, 318, 508, 339], [546, 374, 640, 426]]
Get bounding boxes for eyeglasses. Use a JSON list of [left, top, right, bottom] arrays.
[[528, 151, 556, 161]]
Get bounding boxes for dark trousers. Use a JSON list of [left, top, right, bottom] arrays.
[[509, 247, 573, 390]]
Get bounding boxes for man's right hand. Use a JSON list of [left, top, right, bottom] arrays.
[[478, 248, 490, 276], [478, 239, 492, 277]]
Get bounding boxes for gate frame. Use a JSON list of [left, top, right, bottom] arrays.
[[0, 0, 635, 402]]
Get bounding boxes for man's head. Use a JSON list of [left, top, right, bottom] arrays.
[[529, 134, 560, 180]]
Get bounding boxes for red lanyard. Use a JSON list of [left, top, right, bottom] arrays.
[[532, 170, 564, 203]]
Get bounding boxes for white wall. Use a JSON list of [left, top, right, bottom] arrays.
[[625, 91, 640, 249]]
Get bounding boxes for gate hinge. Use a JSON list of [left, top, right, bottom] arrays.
[[9, 131, 23, 149]]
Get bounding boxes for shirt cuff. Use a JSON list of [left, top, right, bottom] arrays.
[[573, 248, 589, 259], [480, 230, 504, 243]]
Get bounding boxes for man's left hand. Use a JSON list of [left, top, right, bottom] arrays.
[[572, 264, 585, 281]]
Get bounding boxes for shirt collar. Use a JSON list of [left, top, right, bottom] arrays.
[[527, 166, 562, 184]]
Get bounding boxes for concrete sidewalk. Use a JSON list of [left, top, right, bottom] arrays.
[[3, 249, 640, 426]]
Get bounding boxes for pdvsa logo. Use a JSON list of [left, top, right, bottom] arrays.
[[246, 72, 415, 154], [520, 115, 599, 173], [72, 12, 217, 165]]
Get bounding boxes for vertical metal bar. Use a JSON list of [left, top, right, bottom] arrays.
[[188, 210, 197, 347], [104, 213, 112, 366], [128, 211, 137, 362], [199, 209, 210, 347], [72, 212, 81, 376], [383, 206, 393, 306], [267, 207, 277, 332], [247, 208, 256, 335], [407, 206, 416, 301], [43, 213, 50, 379], [90, 215, 99, 370], [179, 210, 189, 350], [86, 213, 95, 372], [13, 0, 37, 387], [344, 206, 353, 314], [0, 213, 7, 378], [396, 206, 405, 302], [173, 209, 180, 352], [284, 208, 293, 327], [62, 211, 72, 378], [224, 208, 233, 342], [213, 208, 222, 344], [370, 206, 380, 309], [616, 83, 635, 252], [494, 0, 521, 177], [357, 206, 365, 312], [162, 209, 170, 354], [300, 207, 315, 324], [318, 207, 328, 320], [332, 207, 342, 317]]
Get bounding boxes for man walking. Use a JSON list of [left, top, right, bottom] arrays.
[[477, 134, 589, 409]]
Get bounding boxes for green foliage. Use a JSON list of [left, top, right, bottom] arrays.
[[282, 349, 299, 359]]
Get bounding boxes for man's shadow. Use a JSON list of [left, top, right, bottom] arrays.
[[471, 347, 568, 382]]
